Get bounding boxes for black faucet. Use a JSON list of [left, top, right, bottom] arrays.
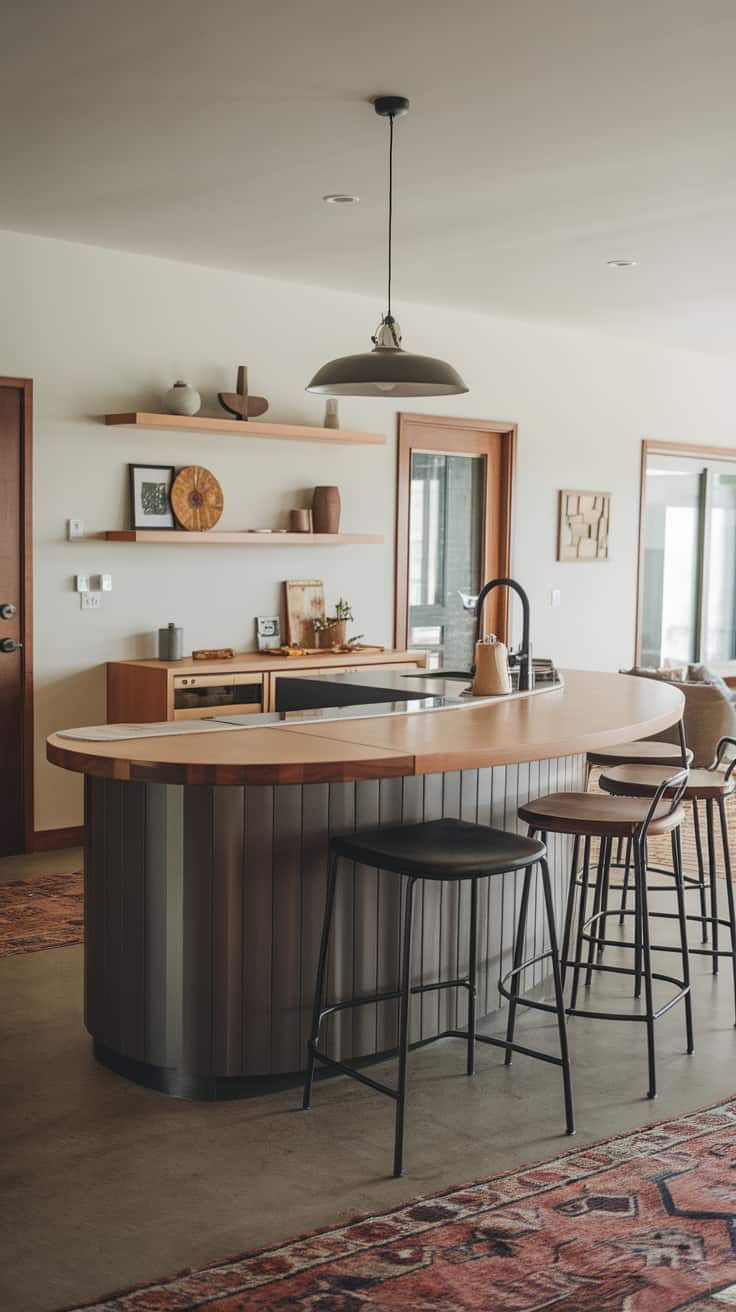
[[473, 577, 533, 691]]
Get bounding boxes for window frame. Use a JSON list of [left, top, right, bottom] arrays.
[[635, 438, 736, 666]]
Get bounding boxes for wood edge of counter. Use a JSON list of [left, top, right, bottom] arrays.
[[45, 736, 416, 786]]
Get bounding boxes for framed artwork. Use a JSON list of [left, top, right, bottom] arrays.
[[128, 464, 175, 530], [558, 489, 610, 561], [255, 616, 281, 651]]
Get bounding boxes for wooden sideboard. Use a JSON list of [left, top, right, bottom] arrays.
[[106, 649, 427, 723]]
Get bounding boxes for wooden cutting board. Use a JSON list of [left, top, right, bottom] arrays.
[[171, 466, 224, 531], [283, 579, 325, 647]]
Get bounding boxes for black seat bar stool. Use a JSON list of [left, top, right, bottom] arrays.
[[302, 817, 574, 1177], [518, 770, 692, 1101], [599, 737, 736, 1023]]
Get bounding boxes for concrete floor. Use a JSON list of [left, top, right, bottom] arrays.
[[2, 848, 736, 1312]]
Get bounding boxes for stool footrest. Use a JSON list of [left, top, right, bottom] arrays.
[[444, 1029, 565, 1069], [307, 1044, 400, 1101], [317, 975, 473, 1025]]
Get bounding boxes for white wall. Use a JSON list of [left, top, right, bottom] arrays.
[[0, 227, 733, 831]]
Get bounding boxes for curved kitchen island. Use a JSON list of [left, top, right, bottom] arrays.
[[47, 669, 684, 1099]]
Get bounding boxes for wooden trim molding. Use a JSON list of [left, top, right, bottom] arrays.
[[1, 376, 34, 851], [635, 437, 736, 664], [32, 826, 84, 852], [394, 413, 516, 650]]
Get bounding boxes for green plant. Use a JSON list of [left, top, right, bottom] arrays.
[[334, 598, 354, 623]]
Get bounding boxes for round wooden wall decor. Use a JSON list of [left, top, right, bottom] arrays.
[[171, 466, 224, 531]]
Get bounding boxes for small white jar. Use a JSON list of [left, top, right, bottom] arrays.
[[165, 380, 201, 416]]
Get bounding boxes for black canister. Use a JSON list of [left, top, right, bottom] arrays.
[[158, 622, 183, 661]]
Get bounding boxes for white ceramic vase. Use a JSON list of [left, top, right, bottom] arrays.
[[165, 380, 201, 416]]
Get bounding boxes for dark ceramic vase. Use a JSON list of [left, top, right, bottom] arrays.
[[312, 485, 341, 534]]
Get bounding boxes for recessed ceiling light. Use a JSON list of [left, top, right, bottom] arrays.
[[323, 194, 360, 205], [607, 258, 637, 268]]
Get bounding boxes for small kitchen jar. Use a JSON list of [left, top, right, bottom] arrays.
[[158, 623, 184, 660]]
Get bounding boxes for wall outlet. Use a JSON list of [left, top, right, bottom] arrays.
[[75, 574, 90, 593], [81, 593, 102, 610], [67, 518, 85, 540], [550, 588, 561, 608]]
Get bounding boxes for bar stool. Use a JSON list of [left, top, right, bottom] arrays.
[[599, 737, 736, 1023], [302, 817, 574, 1177], [517, 771, 691, 1101], [586, 730, 697, 935]]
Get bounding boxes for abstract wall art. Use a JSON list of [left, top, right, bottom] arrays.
[[557, 489, 610, 561]]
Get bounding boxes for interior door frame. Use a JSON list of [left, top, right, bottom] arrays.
[[635, 437, 736, 665], [1, 376, 34, 852], [394, 413, 516, 651]]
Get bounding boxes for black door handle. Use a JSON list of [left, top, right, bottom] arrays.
[[0, 638, 22, 654], [0, 603, 16, 621]]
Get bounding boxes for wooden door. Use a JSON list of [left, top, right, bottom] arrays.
[[0, 378, 33, 855], [395, 414, 515, 661]]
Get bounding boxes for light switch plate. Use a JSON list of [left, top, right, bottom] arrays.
[[550, 588, 561, 608], [67, 518, 85, 540], [81, 593, 102, 610], [75, 574, 90, 593], [91, 573, 113, 591]]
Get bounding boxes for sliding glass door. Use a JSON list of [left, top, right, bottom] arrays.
[[640, 449, 736, 667]]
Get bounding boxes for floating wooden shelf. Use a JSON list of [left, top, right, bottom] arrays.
[[104, 412, 385, 446], [103, 530, 384, 545]]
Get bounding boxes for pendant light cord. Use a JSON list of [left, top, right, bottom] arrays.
[[387, 112, 394, 321]]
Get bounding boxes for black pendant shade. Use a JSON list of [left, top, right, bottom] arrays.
[[306, 97, 468, 399], [306, 346, 469, 397]]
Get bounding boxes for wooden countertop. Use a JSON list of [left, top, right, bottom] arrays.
[[47, 670, 685, 786], [108, 649, 423, 674]]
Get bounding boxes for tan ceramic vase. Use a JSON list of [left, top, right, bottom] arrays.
[[312, 485, 341, 534]]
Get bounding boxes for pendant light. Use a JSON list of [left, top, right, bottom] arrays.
[[306, 96, 468, 398]]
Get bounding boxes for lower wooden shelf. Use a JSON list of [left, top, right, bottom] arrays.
[[103, 530, 384, 545]]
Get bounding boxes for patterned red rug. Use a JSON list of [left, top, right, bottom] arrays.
[[62, 1099, 736, 1311], [0, 872, 83, 957]]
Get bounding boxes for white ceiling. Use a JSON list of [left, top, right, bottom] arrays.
[[3, 0, 736, 355]]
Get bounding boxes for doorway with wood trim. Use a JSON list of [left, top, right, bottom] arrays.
[[0, 377, 33, 855], [394, 414, 516, 666]]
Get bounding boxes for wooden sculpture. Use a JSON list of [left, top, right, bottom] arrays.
[[217, 365, 269, 420], [171, 466, 224, 531]]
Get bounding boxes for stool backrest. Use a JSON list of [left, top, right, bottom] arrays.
[[640, 768, 690, 844]]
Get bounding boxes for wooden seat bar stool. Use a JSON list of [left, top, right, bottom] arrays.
[[599, 737, 736, 1023], [302, 817, 574, 1178], [517, 771, 692, 1101]]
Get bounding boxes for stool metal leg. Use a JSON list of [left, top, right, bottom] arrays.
[[635, 835, 657, 1099], [569, 836, 592, 1011], [672, 826, 694, 1055], [707, 800, 720, 973], [717, 798, 736, 1027], [560, 834, 580, 991], [634, 838, 644, 999], [504, 864, 533, 1065], [692, 800, 709, 943], [596, 837, 612, 960], [539, 856, 575, 1135], [302, 850, 339, 1111], [467, 878, 478, 1076], [618, 838, 633, 927], [393, 876, 416, 1178]]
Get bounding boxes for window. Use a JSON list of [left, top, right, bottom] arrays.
[[395, 415, 515, 668], [638, 444, 736, 666]]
